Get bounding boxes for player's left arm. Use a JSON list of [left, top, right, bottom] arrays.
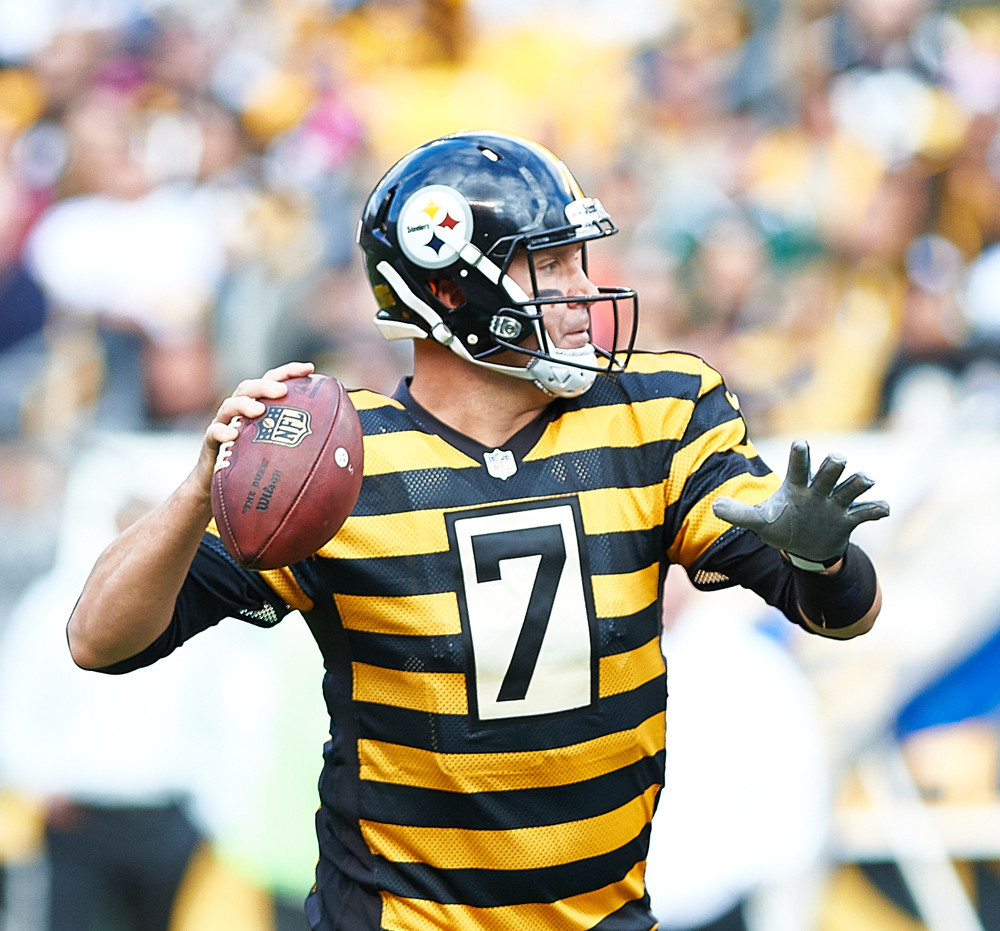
[[712, 439, 889, 639]]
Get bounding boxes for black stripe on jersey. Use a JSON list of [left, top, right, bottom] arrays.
[[597, 603, 663, 656], [583, 526, 667, 582], [374, 821, 654, 908], [315, 522, 666, 597], [513, 443, 668, 499], [590, 360, 702, 407], [351, 467, 478, 517], [343, 603, 659, 675], [681, 445, 772, 507], [359, 750, 665, 830], [354, 676, 666, 753], [590, 894, 657, 931], [486, 450, 640, 500], [678, 379, 744, 447], [321, 551, 455, 597], [350, 439, 674, 518], [348, 631, 465, 673], [355, 401, 413, 437]]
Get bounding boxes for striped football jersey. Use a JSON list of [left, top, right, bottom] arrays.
[[194, 350, 781, 930]]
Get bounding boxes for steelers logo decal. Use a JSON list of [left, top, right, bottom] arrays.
[[397, 184, 474, 269]]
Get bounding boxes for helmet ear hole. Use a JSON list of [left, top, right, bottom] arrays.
[[429, 278, 466, 310]]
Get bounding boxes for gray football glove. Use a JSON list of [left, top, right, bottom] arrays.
[[712, 439, 890, 566]]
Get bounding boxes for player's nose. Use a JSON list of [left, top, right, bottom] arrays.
[[568, 263, 598, 303]]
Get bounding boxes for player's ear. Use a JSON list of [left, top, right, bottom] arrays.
[[430, 278, 465, 309]]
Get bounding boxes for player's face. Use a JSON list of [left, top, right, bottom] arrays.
[[507, 242, 596, 350]]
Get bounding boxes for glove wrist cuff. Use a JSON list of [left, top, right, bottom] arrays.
[[782, 550, 845, 573]]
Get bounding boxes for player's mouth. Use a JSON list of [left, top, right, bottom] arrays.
[[559, 329, 591, 349]]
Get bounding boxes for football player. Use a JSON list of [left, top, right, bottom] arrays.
[[68, 131, 888, 930]]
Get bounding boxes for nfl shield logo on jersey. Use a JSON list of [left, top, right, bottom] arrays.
[[254, 406, 313, 448], [484, 448, 517, 480]]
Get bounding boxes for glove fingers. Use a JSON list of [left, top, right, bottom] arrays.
[[785, 439, 811, 488], [811, 453, 847, 496], [847, 500, 891, 528], [832, 472, 875, 505], [712, 496, 763, 531]]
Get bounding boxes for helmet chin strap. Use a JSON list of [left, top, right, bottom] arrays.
[[528, 345, 599, 397]]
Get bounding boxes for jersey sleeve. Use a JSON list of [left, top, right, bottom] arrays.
[[662, 358, 780, 569], [688, 522, 800, 614], [95, 533, 298, 674]]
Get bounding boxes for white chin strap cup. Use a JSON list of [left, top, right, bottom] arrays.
[[528, 345, 599, 398]]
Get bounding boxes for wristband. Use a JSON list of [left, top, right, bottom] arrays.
[[790, 543, 878, 630]]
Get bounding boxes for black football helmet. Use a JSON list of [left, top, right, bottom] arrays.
[[357, 130, 638, 397]]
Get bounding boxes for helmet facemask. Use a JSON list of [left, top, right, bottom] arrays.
[[482, 238, 639, 397]]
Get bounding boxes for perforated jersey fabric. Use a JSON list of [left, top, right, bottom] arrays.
[[151, 350, 781, 929]]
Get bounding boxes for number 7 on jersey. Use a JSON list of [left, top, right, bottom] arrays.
[[448, 499, 599, 723]]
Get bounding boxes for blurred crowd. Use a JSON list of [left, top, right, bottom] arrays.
[[3, 0, 1000, 444], [3, 1, 1000, 930]]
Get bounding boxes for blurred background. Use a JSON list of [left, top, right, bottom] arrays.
[[1, 0, 1000, 929]]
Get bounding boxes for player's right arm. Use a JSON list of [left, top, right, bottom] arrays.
[[67, 362, 313, 670]]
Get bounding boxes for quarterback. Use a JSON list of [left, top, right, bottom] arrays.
[[69, 131, 888, 930]]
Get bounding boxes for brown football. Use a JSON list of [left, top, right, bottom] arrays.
[[210, 374, 363, 569]]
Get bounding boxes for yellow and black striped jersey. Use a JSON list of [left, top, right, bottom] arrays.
[[115, 350, 783, 930]]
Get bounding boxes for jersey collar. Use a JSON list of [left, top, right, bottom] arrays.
[[392, 377, 565, 462]]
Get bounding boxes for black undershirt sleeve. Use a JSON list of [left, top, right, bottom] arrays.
[[687, 529, 877, 634], [95, 534, 291, 675]]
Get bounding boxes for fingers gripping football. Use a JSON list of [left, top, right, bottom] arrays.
[[712, 439, 890, 563], [231, 361, 316, 402], [207, 363, 317, 444]]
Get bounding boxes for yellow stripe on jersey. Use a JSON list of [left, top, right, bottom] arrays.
[[624, 349, 723, 390], [666, 419, 749, 493], [379, 858, 651, 931], [256, 567, 313, 611], [329, 482, 671, 562], [668, 468, 780, 566], [578, 483, 664, 535], [318, 509, 452, 559], [362, 783, 660, 871], [336, 591, 461, 637], [528, 395, 694, 457], [353, 640, 661, 731], [347, 389, 402, 412], [358, 711, 666, 792], [353, 663, 468, 715], [590, 562, 660, 618], [362, 430, 478, 475], [599, 637, 664, 698]]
